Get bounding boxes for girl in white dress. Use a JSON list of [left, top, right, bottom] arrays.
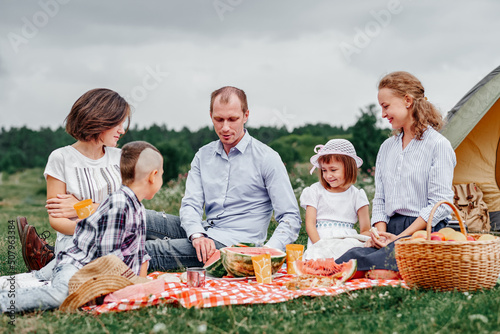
[[300, 139, 371, 260]]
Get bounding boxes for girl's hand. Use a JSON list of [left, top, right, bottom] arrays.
[[364, 238, 375, 248], [372, 231, 397, 249], [365, 227, 383, 248], [46, 194, 79, 218]]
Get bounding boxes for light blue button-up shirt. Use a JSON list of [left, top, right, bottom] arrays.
[[180, 131, 302, 250], [371, 127, 456, 226]]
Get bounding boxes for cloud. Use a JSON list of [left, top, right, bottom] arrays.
[[0, 0, 499, 131]]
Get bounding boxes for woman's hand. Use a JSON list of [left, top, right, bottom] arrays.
[[46, 194, 79, 218], [364, 238, 376, 248], [372, 231, 398, 249]]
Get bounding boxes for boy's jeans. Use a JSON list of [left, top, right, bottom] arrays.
[[0, 263, 78, 313], [145, 210, 225, 271]]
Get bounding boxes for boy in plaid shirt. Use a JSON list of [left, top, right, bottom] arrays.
[[1, 141, 163, 313]]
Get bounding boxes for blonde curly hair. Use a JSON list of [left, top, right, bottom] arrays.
[[378, 71, 444, 140]]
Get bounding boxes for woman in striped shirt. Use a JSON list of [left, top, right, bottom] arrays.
[[337, 71, 456, 279]]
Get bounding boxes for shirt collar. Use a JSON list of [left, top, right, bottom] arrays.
[[215, 129, 251, 156], [121, 184, 141, 210]]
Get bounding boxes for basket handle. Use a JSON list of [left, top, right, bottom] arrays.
[[426, 200, 467, 240]]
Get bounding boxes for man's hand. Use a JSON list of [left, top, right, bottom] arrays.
[[192, 237, 216, 263], [46, 194, 79, 218]]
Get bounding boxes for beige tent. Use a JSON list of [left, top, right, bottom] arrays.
[[441, 65, 500, 230]]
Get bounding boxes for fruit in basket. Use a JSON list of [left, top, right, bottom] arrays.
[[220, 247, 286, 277], [446, 231, 467, 241], [293, 258, 357, 282], [438, 227, 456, 240], [477, 234, 498, 241], [466, 235, 476, 241], [411, 230, 427, 240], [430, 232, 445, 241]]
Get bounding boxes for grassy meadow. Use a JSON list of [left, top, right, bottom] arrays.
[[1, 167, 500, 333]]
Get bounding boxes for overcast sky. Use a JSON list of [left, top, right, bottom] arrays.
[[1, 0, 499, 132]]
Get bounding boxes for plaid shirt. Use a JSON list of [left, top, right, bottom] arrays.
[[57, 185, 150, 275]]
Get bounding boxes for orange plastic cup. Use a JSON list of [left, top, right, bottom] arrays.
[[252, 253, 272, 283], [286, 244, 304, 275], [74, 199, 95, 219]]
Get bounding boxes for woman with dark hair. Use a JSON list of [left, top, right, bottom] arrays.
[[4, 88, 130, 289]]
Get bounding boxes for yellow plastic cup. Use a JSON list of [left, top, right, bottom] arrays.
[[252, 253, 272, 283], [74, 199, 95, 219], [286, 244, 304, 275]]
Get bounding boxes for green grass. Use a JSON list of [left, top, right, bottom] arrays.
[[1, 168, 500, 333]]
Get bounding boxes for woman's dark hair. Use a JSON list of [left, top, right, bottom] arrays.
[[65, 88, 130, 142]]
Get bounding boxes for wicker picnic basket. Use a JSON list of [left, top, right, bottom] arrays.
[[395, 201, 500, 292]]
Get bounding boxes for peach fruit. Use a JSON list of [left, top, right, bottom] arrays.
[[477, 234, 497, 241], [430, 232, 445, 241], [438, 227, 456, 240], [446, 231, 467, 241], [411, 230, 428, 240]]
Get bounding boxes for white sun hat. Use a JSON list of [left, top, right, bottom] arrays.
[[309, 139, 363, 174]]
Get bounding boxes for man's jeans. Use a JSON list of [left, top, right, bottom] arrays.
[[145, 210, 226, 271], [0, 263, 78, 313]]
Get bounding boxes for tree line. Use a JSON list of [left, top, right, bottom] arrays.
[[0, 104, 389, 182]]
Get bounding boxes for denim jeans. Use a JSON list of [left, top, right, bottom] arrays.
[[145, 210, 226, 271], [34, 234, 74, 281], [0, 263, 78, 313]]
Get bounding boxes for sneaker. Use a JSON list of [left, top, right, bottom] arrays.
[[24, 226, 55, 271]]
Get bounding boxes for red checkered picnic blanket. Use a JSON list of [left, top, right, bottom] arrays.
[[85, 270, 408, 314]]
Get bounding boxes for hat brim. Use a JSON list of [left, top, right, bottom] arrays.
[[310, 153, 363, 173], [60, 275, 133, 312]]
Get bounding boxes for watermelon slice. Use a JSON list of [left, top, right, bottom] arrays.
[[203, 250, 227, 278], [220, 247, 286, 277], [293, 259, 357, 283], [231, 242, 256, 247]]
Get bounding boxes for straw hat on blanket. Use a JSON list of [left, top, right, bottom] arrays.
[[59, 254, 150, 312]]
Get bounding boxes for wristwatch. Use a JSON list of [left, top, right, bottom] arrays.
[[190, 233, 206, 242]]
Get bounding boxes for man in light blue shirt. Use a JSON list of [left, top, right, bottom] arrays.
[[145, 86, 301, 271]]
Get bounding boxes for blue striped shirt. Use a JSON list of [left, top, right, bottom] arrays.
[[180, 130, 302, 250], [371, 127, 456, 226], [57, 185, 150, 275]]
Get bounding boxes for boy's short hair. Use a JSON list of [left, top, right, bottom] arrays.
[[318, 154, 358, 190], [121, 141, 162, 186], [65, 88, 130, 142]]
